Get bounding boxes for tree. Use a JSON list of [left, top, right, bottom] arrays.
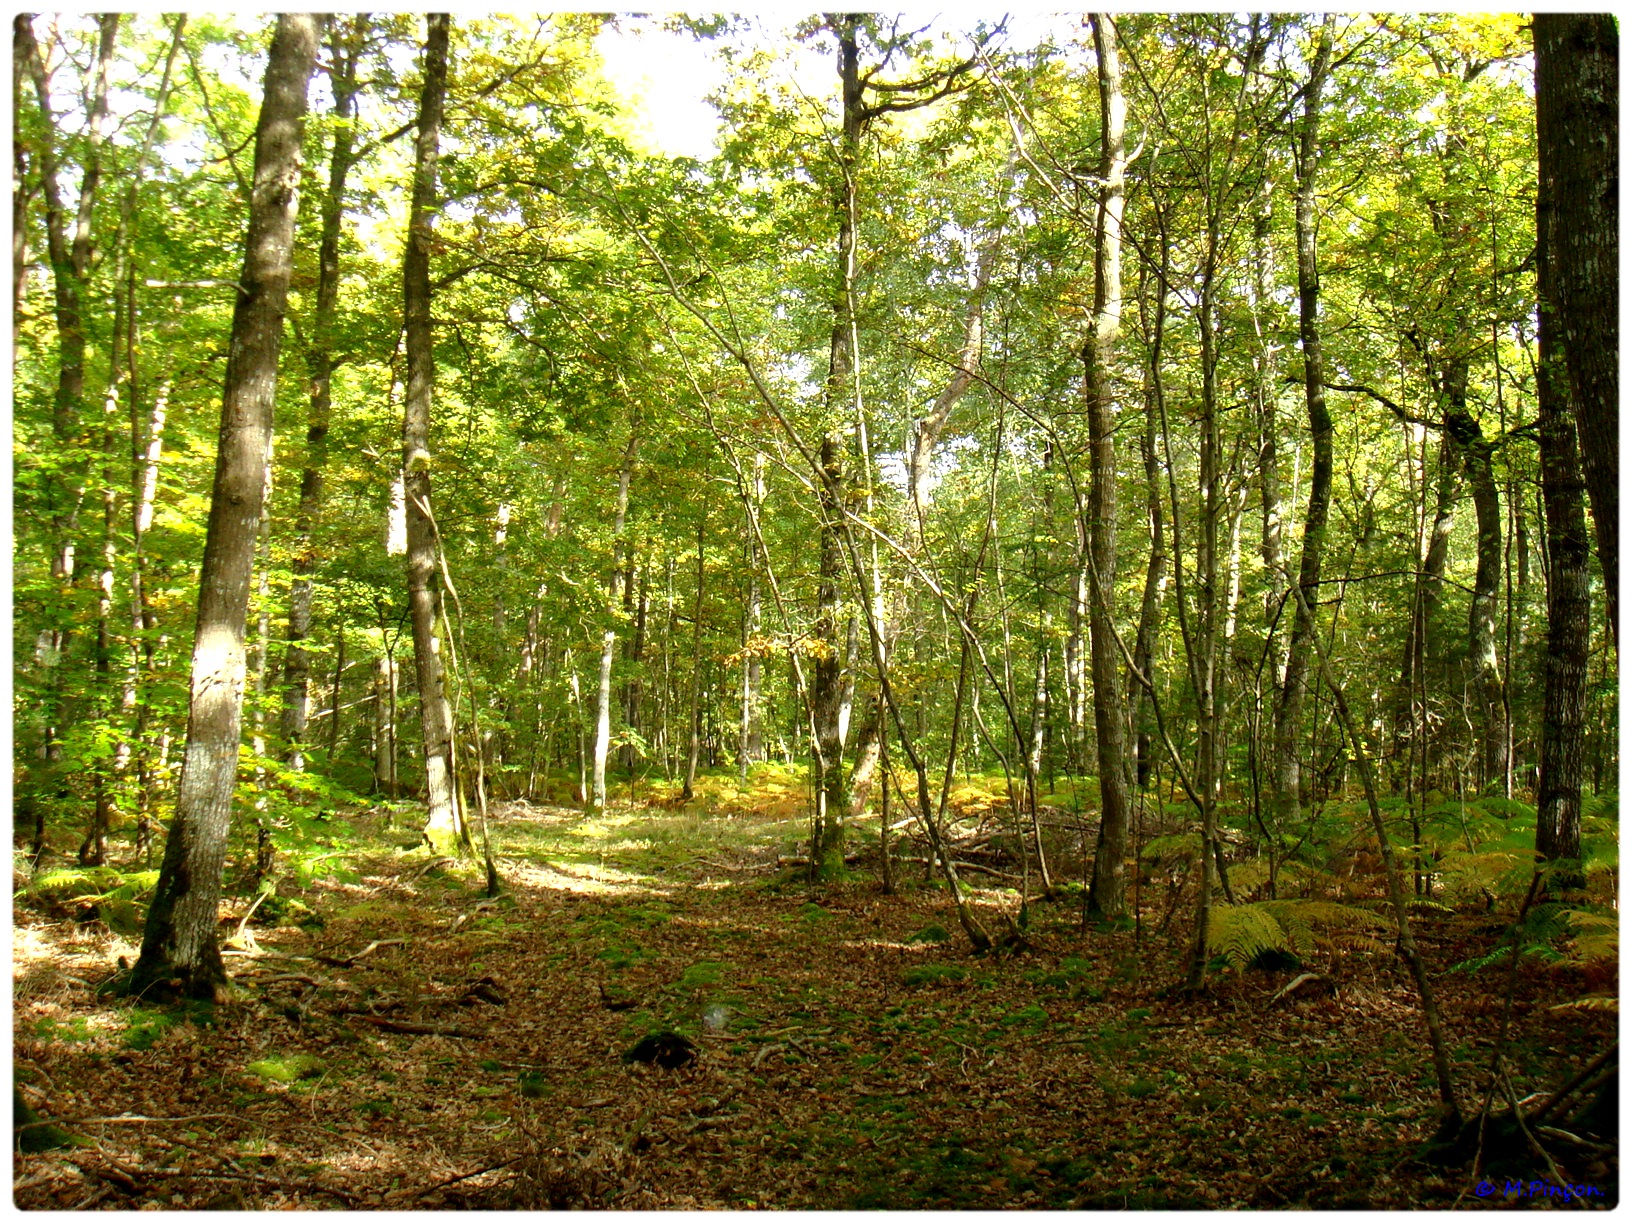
[[401, 12, 465, 855], [1533, 14, 1617, 651], [1532, 25, 1593, 885], [282, 15, 368, 768], [129, 13, 320, 1000], [1081, 13, 1131, 922], [1271, 15, 1334, 835]]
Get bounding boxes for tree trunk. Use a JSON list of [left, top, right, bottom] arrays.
[[1534, 15, 1618, 652], [1392, 432, 1456, 780], [1533, 85, 1592, 887], [20, 13, 117, 584], [1270, 16, 1335, 835], [400, 13, 463, 855], [130, 13, 318, 1001], [592, 427, 638, 811], [1460, 424, 1508, 792], [682, 514, 706, 800], [283, 15, 366, 767], [1082, 13, 1132, 922]]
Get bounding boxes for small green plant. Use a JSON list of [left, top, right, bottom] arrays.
[[31, 1016, 93, 1044], [246, 1054, 326, 1083], [677, 960, 727, 990], [903, 963, 967, 987], [906, 923, 951, 945]]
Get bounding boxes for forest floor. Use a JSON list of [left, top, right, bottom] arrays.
[[12, 791, 1619, 1209]]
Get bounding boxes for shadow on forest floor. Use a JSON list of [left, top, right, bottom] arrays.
[[12, 795, 1619, 1209]]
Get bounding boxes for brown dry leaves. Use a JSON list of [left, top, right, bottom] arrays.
[[12, 807, 1617, 1209]]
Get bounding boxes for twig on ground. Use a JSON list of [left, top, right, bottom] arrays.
[[386, 1157, 520, 1201], [345, 1014, 485, 1039]]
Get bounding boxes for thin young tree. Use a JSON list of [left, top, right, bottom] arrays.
[[129, 14, 320, 1000]]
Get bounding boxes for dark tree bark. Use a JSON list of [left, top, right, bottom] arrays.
[[1533, 63, 1592, 885], [401, 13, 464, 854], [1271, 16, 1334, 833], [1082, 13, 1132, 922], [283, 15, 366, 767], [130, 14, 319, 1001], [1534, 14, 1618, 651], [1391, 433, 1456, 781]]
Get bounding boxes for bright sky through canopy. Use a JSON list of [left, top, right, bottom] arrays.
[[595, 18, 726, 160]]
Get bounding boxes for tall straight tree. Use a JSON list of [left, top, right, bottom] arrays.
[[1532, 40, 1592, 886], [1533, 14, 1618, 651], [401, 12, 464, 855], [1271, 16, 1334, 831], [283, 14, 368, 767], [129, 13, 320, 1000], [1081, 12, 1132, 922]]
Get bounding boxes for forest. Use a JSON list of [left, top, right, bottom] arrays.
[[11, 10, 1619, 1210]]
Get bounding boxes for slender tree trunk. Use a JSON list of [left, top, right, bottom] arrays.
[[12, 17, 30, 319], [682, 515, 706, 800], [283, 16, 365, 768], [1460, 425, 1508, 791], [1271, 16, 1335, 834], [1082, 13, 1131, 922], [400, 13, 463, 855], [1392, 433, 1456, 780], [1534, 14, 1618, 651], [130, 14, 318, 1001], [1533, 97, 1591, 887], [592, 427, 638, 812], [21, 13, 116, 585]]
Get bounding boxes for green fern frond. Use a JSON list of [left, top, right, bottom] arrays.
[[1206, 905, 1289, 970], [1141, 832, 1200, 862], [1207, 899, 1392, 971], [1559, 910, 1618, 966], [1224, 859, 1272, 894]]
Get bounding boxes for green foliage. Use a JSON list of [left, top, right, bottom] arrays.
[[1453, 902, 1617, 981], [677, 960, 727, 990], [1207, 900, 1391, 971], [902, 963, 968, 987], [906, 923, 951, 945], [246, 1054, 327, 1083]]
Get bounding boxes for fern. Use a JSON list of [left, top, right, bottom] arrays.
[[1559, 909, 1617, 966], [1141, 832, 1200, 862], [1207, 899, 1391, 970]]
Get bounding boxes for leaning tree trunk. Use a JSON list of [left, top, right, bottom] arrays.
[[400, 13, 464, 855], [129, 13, 318, 1001], [1082, 13, 1132, 922], [283, 15, 365, 768], [1534, 15, 1618, 653], [1271, 16, 1334, 835], [1532, 98, 1591, 887]]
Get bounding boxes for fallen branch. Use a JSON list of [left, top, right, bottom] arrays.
[[894, 855, 1021, 881], [346, 1015, 484, 1039], [17, 1111, 245, 1129], [386, 1156, 519, 1202], [314, 938, 404, 968]]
